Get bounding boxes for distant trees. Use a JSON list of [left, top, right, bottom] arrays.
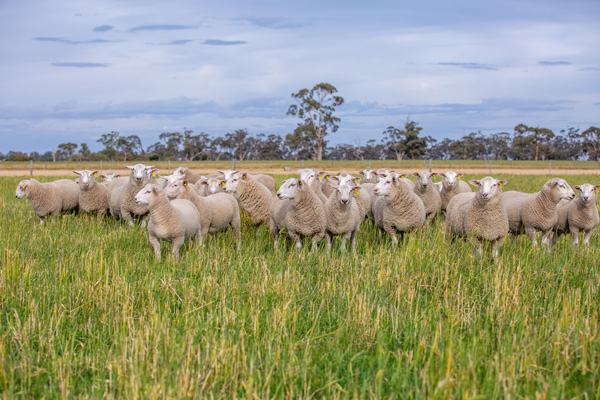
[[382, 120, 430, 160], [286, 83, 344, 161]]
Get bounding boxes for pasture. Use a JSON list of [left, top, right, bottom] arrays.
[[1, 172, 599, 398]]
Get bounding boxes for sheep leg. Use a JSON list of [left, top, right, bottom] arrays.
[[540, 230, 552, 251], [311, 232, 325, 252], [121, 210, 134, 226], [149, 234, 161, 262], [325, 232, 332, 251], [570, 227, 580, 247], [350, 229, 358, 252], [141, 214, 149, 228], [288, 230, 302, 251], [340, 231, 352, 253], [491, 237, 505, 259], [582, 229, 593, 249], [171, 236, 185, 261], [551, 231, 561, 247], [525, 227, 538, 247], [198, 226, 209, 246], [470, 237, 484, 258]]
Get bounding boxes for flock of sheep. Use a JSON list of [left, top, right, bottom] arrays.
[[14, 164, 600, 260]]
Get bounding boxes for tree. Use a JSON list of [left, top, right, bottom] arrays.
[[284, 125, 315, 160], [254, 134, 285, 160], [79, 143, 91, 160], [574, 126, 600, 163], [181, 129, 210, 161], [57, 142, 78, 160], [220, 129, 256, 162], [116, 135, 143, 161], [97, 131, 120, 161], [286, 82, 344, 161], [382, 119, 428, 160], [159, 132, 184, 159], [514, 124, 555, 161]]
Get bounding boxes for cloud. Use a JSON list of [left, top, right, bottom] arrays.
[[578, 67, 600, 72], [34, 37, 114, 44], [539, 61, 572, 66], [238, 16, 312, 29], [203, 39, 247, 46], [93, 25, 113, 32], [50, 62, 111, 68], [438, 62, 498, 71], [129, 24, 195, 32], [149, 39, 195, 46]]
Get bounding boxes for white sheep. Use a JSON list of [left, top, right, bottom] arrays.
[[445, 176, 509, 258], [276, 178, 327, 251], [223, 172, 273, 225], [298, 168, 328, 203], [73, 170, 110, 218], [359, 168, 377, 183], [219, 170, 275, 193], [173, 166, 202, 184], [15, 178, 79, 224], [100, 171, 122, 182], [164, 179, 241, 247], [373, 174, 426, 247], [412, 171, 442, 225], [110, 164, 154, 225], [503, 178, 575, 249], [195, 177, 225, 197], [134, 184, 201, 261], [329, 173, 371, 221], [324, 184, 362, 252], [439, 171, 472, 212], [552, 183, 600, 248], [317, 171, 335, 198]]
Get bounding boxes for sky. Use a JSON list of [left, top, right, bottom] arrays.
[[1, 0, 599, 154]]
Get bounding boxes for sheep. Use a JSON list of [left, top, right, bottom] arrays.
[[434, 182, 443, 193], [223, 172, 273, 225], [390, 172, 415, 191], [146, 167, 167, 188], [412, 171, 442, 225], [445, 177, 509, 258], [72, 170, 110, 218], [552, 183, 600, 248], [329, 173, 371, 220], [359, 168, 377, 184], [173, 166, 202, 184], [298, 168, 328, 203], [269, 182, 292, 249], [100, 171, 122, 182], [134, 184, 201, 261], [196, 177, 225, 197], [164, 179, 241, 247], [503, 178, 575, 249], [15, 178, 79, 224], [376, 168, 390, 181], [439, 171, 472, 212], [276, 178, 327, 250], [372, 174, 426, 247], [219, 170, 275, 193], [110, 164, 154, 225], [317, 171, 335, 198], [324, 184, 362, 252]]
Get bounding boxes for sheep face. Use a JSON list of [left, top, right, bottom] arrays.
[[205, 178, 224, 195], [277, 178, 302, 200], [15, 180, 30, 199], [334, 184, 359, 205], [413, 171, 437, 189], [73, 170, 99, 190], [164, 180, 187, 199], [469, 177, 507, 202], [334, 173, 359, 187], [161, 174, 181, 186], [317, 171, 330, 182], [146, 168, 160, 181], [223, 173, 242, 193], [547, 178, 575, 201], [376, 169, 390, 181], [101, 172, 121, 182], [573, 183, 599, 203], [127, 164, 153, 184], [360, 169, 376, 183], [441, 171, 463, 188], [218, 170, 238, 181], [373, 175, 395, 196], [134, 184, 159, 205], [173, 167, 187, 178], [298, 169, 317, 184]]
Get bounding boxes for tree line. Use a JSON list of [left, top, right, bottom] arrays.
[[2, 83, 599, 163]]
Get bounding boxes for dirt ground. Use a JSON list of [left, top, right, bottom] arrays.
[[1, 167, 599, 177]]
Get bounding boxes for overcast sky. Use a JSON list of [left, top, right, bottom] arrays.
[[1, 0, 598, 154]]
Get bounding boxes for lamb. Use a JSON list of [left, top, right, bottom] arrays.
[[439, 171, 472, 212], [372, 175, 426, 247], [329, 173, 371, 220], [445, 176, 509, 258], [100, 171, 121, 182], [15, 178, 79, 224], [134, 184, 201, 261], [219, 170, 275, 193], [552, 183, 600, 248], [110, 164, 154, 225], [323, 184, 362, 252], [503, 178, 575, 249], [276, 178, 327, 250], [298, 168, 328, 203], [196, 177, 225, 196], [412, 171, 442, 225], [223, 172, 273, 225], [173, 167, 202, 184], [73, 170, 110, 218], [164, 179, 241, 247]]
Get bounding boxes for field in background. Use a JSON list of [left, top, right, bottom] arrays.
[[1, 174, 599, 398], [1, 159, 600, 177]]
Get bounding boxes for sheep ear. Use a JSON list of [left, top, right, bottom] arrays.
[[329, 183, 339, 190], [573, 185, 581, 192], [100, 174, 106, 179], [431, 172, 438, 178], [353, 177, 360, 184], [115, 174, 121, 178], [329, 176, 339, 183], [499, 180, 508, 188], [151, 169, 159, 177], [298, 180, 303, 187], [20, 181, 29, 189], [126, 165, 134, 170], [183, 180, 189, 189], [439, 173, 446, 178], [242, 173, 248, 181], [353, 186, 361, 195], [73, 170, 82, 176], [220, 181, 226, 187], [91, 170, 100, 178], [458, 173, 463, 180], [359, 171, 365, 175], [399, 174, 408, 179], [145, 165, 155, 170], [595, 185, 600, 194], [412, 172, 418, 177], [152, 186, 159, 195], [469, 180, 480, 187]]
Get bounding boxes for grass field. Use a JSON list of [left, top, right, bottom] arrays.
[[1, 174, 599, 398]]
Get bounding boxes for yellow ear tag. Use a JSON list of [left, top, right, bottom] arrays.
[[458, 176, 461, 180], [318, 173, 322, 179], [221, 181, 225, 187], [152, 171, 156, 177], [354, 178, 359, 184], [596, 188, 599, 194], [353, 188, 359, 195], [21, 184, 26, 189], [93, 172, 97, 178], [499, 183, 503, 189], [326, 175, 330, 180]]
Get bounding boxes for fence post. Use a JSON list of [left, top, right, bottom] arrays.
[[100, 160, 103, 174], [30, 160, 33, 178], [489, 159, 492, 174], [168, 160, 171, 174], [301, 160, 304, 168], [429, 159, 432, 173], [232, 159, 235, 170], [549, 160, 551, 174], [368, 159, 371, 169]]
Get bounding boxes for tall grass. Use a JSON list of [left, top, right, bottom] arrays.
[[1, 175, 598, 398]]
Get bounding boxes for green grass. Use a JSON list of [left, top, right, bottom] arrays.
[[1, 175, 599, 398]]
